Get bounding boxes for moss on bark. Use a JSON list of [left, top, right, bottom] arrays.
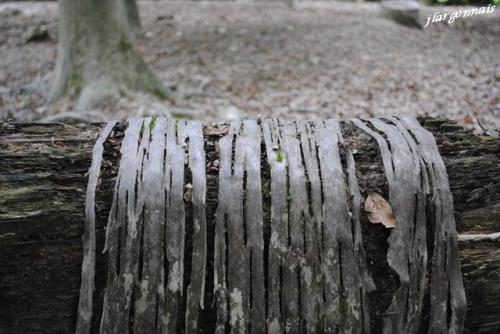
[[49, 0, 169, 111]]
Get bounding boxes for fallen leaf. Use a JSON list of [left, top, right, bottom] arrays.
[[364, 193, 396, 228], [197, 55, 206, 66], [463, 116, 474, 126], [204, 126, 229, 136]]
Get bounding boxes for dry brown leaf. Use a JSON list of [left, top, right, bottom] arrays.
[[364, 193, 396, 228], [203, 126, 229, 136]]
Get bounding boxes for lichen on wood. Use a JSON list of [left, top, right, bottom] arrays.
[[214, 120, 267, 333], [353, 116, 466, 334], [352, 118, 428, 333], [76, 116, 467, 333], [399, 116, 467, 333], [86, 118, 206, 333]]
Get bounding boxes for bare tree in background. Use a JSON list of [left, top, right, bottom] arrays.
[[49, 0, 168, 111], [125, 0, 142, 34]]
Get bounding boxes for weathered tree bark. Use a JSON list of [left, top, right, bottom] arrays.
[[49, 0, 167, 110], [0, 118, 498, 333], [124, 0, 142, 34]]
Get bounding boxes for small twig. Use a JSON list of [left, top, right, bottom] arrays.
[[458, 232, 500, 243], [476, 117, 486, 132]]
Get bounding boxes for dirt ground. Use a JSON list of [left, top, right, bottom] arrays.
[[0, 1, 499, 129]]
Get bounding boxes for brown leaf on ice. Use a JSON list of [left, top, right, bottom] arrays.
[[364, 193, 396, 228]]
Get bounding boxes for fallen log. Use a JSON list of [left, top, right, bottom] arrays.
[[0, 118, 498, 333]]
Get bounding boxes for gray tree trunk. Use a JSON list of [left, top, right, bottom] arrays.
[[49, 0, 166, 111], [124, 0, 142, 34]]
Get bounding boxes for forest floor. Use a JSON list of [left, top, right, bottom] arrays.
[[0, 1, 499, 130]]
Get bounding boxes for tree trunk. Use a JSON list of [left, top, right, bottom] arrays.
[[0, 118, 498, 333], [124, 0, 142, 34], [49, 0, 166, 111]]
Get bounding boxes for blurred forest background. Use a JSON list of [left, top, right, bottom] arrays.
[[0, 0, 498, 130]]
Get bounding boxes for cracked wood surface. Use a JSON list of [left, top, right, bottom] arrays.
[[0, 118, 499, 333]]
